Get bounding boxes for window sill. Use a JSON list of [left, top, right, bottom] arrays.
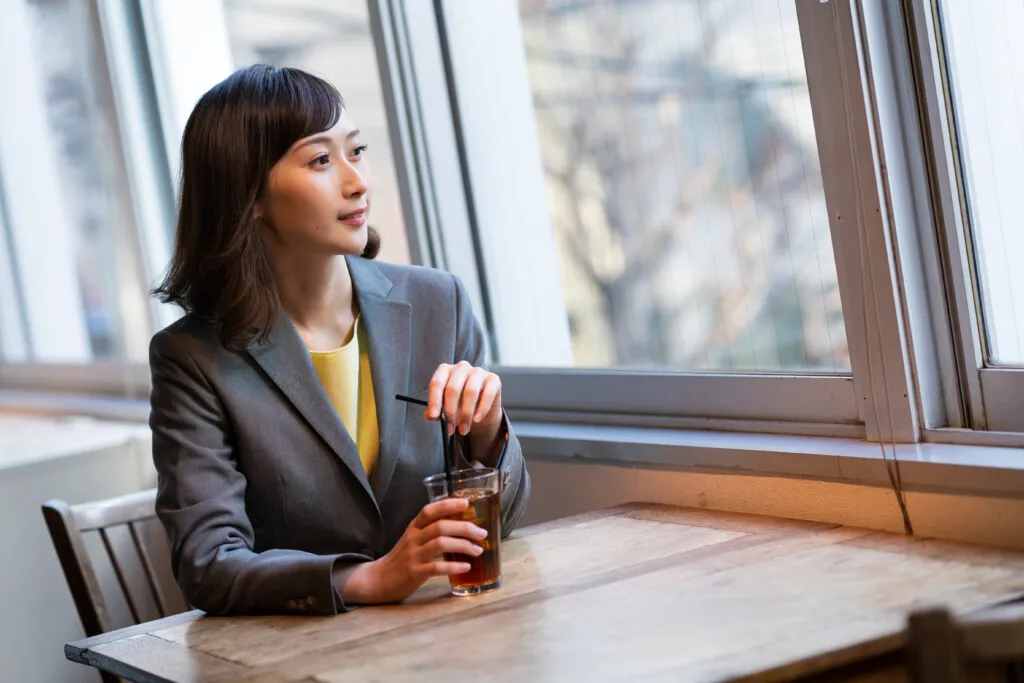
[[0, 390, 150, 423], [516, 421, 1024, 498], [4, 390, 1023, 498], [0, 412, 150, 471]]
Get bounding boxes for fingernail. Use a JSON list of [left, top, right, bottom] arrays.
[[471, 545, 483, 556], [459, 424, 469, 435], [476, 528, 488, 539]]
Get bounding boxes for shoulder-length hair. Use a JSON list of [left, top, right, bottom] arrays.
[[153, 64, 380, 352]]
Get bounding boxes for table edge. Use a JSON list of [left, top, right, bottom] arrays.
[[65, 610, 206, 662], [65, 643, 180, 683]]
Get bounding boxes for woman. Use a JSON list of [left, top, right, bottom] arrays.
[[149, 64, 530, 616]]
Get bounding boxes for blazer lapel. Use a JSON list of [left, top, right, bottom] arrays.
[[247, 310, 377, 509], [347, 256, 412, 503]]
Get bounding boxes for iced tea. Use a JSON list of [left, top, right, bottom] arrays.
[[445, 487, 501, 594], [423, 468, 503, 596]]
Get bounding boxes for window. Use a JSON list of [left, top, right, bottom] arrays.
[[934, 0, 1024, 368], [908, 0, 1024, 433], [515, 0, 848, 374], [0, 0, 155, 364], [2, 0, 1022, 446], [388, 0, 869, 431]]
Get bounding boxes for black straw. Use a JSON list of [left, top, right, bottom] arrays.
[[395, 393, 454, 494], [438, 407, 454, 494]]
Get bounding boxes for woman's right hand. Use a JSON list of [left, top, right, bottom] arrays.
[[340, 497, 487, 605]]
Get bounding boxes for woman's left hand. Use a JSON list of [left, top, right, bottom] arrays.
[[426, 361, 503, 440]]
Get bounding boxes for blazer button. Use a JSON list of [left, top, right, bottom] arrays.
[[284, 599, 297, 610], [306, 596, 317, 607]]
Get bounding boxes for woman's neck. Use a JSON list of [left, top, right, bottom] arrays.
[[274, 253, 358, 350]]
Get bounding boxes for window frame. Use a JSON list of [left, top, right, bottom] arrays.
[[899, 0, 1024, 435], [3, 0, 1022, 451], [375, 0, 920, 440]]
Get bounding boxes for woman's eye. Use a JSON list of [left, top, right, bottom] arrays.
[[311, 153, 330, 167], [351, 144, 368, 159]]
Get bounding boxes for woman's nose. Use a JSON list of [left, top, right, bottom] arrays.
[[342, 167, 368, 199]]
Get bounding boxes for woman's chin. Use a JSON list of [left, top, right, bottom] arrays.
[[325, 230, 367, 255]]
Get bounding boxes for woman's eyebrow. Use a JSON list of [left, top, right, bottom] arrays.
[[295, 129, 361, 150]]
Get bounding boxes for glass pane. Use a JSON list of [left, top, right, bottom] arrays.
[[222, 0, 411, 265], [0, 202, 27, 362], [936, 0, 1024, 366], [21, 0, 150, 361], [516, 0, 848, 372]]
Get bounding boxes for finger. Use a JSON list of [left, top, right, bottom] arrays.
[[429, 560, 472, 576], [443, 361, 473, 435], [474, 374, 502, 424], [426, 364, 452, 420], [412, 497, 468, 529], [418, 536, 483, 562], [420, 519, 488, 541], [458, 369, 486, 434]]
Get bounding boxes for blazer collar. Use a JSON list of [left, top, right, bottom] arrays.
[[246, 256, 411, 509], [347, 256, 411, 503]]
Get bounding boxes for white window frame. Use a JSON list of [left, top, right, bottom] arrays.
[[891, 0, 1024, 437], [3, 0, 1023, 455], [374, 0, 922, 441]]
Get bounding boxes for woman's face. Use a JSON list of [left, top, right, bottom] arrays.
[[256, 110, 372, 257]]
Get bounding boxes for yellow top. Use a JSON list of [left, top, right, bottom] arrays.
[[308, 317, 380, 478]]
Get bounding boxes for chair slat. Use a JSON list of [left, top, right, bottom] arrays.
[[43, 487, 189, 661], [99, 526, 142, 625], [135, 517, 191, 615], [130, 520, 168, 617]]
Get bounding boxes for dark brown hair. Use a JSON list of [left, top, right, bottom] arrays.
[[153, 64, 380, 352]]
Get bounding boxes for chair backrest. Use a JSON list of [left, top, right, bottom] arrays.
[[908, 603, 1024, 683], [42, 489, 190, 640]]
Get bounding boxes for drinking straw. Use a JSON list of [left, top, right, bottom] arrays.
[[395, 393, 454, 494]]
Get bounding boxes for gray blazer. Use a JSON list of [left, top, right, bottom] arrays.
[[149, 256, 530, 616]]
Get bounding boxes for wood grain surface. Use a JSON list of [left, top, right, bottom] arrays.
[[66, 504, 1024, 683]]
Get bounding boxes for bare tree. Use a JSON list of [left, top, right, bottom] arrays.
[[521, 0, 846, 372]]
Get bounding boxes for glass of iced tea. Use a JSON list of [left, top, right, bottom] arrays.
[[422, 468, 501, 596]]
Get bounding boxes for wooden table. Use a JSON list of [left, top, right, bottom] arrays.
[[65, 504, 1024, 682]]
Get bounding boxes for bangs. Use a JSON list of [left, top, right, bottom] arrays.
[[255, 65, 344, 162]]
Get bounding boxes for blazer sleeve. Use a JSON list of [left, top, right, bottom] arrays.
[[450, 274, 532, 537], [149, 329, 368, 616]]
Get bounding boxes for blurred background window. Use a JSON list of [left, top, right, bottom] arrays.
[[509, 0, 848, 373]]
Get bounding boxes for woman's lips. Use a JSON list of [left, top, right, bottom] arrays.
[[339, 209, 366, 226]]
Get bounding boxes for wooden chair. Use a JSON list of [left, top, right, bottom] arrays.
[[42, 489, 190, 683], [908, 603, 1024, 683]]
